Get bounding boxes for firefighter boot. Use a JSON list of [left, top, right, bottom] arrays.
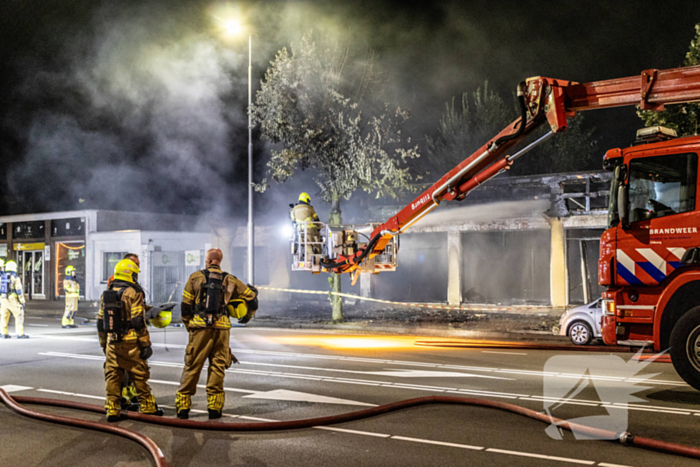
[[207, 393, 224, 419], [175, 393, 191, 419]]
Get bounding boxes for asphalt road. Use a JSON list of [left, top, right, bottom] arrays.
[[2, 317, 700, 467]]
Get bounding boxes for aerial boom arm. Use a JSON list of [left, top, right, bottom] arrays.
[[325, 65, 700, 275]]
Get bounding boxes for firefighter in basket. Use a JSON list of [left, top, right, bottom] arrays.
[[290, 192, 321, 260]]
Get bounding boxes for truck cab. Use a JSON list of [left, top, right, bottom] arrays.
[[600, 127, 700, 388]]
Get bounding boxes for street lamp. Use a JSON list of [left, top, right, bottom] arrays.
[[214, 15, 254, 284]]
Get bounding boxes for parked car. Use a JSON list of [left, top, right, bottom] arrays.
[[555, 298, 602, 345]]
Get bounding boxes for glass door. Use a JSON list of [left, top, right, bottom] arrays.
[[20, 251, 44, 299], [32, 250, 44, 298]]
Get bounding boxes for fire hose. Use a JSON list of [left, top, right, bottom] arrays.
[[3, 389, 700, 466]]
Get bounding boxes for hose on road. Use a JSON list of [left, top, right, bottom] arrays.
[[4, 390, 700, 464], [0, 388, 167, 467]]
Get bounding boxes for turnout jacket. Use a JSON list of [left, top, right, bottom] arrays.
[[64, 277, 80, 298], [3, 272, 25, 305], [97, 280, 151, 350], [181, 265, 256, 330], [290, 202, 319, 229]]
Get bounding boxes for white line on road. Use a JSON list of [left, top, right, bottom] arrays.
[[37, 351, 696, 417], [391, 435, 483, 450], [598, 463, 633, 467], [37, 389, 104, 400], [485, 448, 595, 465], [481, 351, 528, 355], [38, 335, 687, 387], [27, 324, 49, 327], [315, 426, 390, 437]]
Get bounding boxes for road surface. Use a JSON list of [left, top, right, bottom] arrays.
[[1, 317, 699, 466]]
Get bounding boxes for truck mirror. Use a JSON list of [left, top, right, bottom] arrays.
[[617, 185, 629, 228], [614, 164, 627, 182]]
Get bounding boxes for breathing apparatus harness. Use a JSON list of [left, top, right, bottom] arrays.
[[196, 269, 229, 326], [99, 280, 146, 342]]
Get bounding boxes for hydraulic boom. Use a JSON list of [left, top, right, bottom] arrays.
[[321, 65, 700, 276]]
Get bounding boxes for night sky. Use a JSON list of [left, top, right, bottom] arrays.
[[1, 0, 699, 219]]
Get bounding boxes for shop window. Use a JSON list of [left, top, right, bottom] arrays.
[[56, 242, 85, 297], [103, 252, 127, 282], [0, 224, 6, 239], [14, 221, 44, 240], [52, 218, 85, 237]]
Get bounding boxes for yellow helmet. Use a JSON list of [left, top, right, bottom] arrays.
[[227, 299, 248, 320], [114, 258, 140, 283], [298, 192, 311, 204], [149, 310, 172, 328], [65, 265, 76, 274], [5, 261, 17, 273]]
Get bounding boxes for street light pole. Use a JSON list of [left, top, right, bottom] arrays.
[[247, 33, 254, 285]]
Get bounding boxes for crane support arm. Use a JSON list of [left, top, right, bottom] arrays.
[[323, 65, 700, 274]]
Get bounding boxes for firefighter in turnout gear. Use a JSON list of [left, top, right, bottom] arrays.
[[0, 260, 27, 339], [97, 257, 163, 422], [175, 248, 258, 420], [62, 265, 80, 328], [290, 192, 321, 259]]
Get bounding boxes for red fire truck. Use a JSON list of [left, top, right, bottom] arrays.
[[291, 65, 700, 389]]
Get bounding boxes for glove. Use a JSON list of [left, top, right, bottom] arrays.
[[139, 345, 153, 360], [238, 310, 256, 324]]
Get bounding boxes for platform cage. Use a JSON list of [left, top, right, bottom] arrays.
[[289, 222, 398, 274]]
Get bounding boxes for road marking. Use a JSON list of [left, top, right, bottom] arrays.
[[39, 335, 687, 387], [150, 379, 257, 394], [315, 426, 390, 437], [38, 389, 104, 400], [38, 351, 695, 417], [485, 448, 595, 465], [482, 351, 528, 355], [0, 385, 33, 393], [243, 389, 377, 407], [598, 463, 632, 467], [391, 435, 483, 450], [27, 324, 49, 327]]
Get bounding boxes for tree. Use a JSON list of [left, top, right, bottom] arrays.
[[638, 24, 700, 136], [251, 32, 419, 322], [427, 81, 598, 177]]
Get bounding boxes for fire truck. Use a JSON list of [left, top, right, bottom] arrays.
[[290, 65, 700, 389]]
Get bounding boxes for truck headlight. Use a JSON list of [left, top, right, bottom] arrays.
[[602, 299, 615, 316]]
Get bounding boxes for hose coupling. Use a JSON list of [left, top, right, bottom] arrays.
[[618, 431, 634, 445]]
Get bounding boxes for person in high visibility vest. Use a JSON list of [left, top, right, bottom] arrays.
[[0, 260, 27, 338], [62, 265, 80, 328]]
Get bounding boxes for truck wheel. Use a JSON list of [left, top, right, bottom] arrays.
[[669, 307, 700, 391], [568, 321, 593, 346]]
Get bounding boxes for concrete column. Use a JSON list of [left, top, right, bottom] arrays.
[[447, 230, 462, 306], [360, 272, 373, 298], [549, 217, 568, 307]]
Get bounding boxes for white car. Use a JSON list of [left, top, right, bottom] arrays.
[[556, 298, 602, 345]]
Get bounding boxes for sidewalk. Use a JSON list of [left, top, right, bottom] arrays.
[[22, 299, 568, 342]]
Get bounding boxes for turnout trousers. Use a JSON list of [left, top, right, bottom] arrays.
[[62, 297, 78, 326], [176, 328, 232, 412], [0, 298, 23, 336], [104, 341, 157, 416]]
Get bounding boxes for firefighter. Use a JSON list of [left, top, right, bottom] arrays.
[[0, 260, 27, 339], [290, 192, 321, 258], [97, 257, 163, 421], [175, 248, 258, 420], [62, 265, 80, 328]]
